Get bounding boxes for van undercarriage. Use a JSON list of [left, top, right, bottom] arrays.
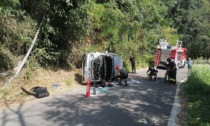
[[93, 56, 113, 82]]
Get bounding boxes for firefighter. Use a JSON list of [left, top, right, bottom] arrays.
[[164, 63, 170, 82], [130, 56, 136, 73], [167, 58, 177, 85], [147, 61, 158, 80], [115, 66, 128, 86], [147, 67, 158, 80]]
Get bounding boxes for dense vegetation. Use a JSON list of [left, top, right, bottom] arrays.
[[1, 0, 210, 71], [172, 0, 210, 59], [1, 1, 210, 125], [184, 65, 210, 126]]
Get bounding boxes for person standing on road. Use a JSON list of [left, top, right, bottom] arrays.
[[130, 56, 136, 73], [167, 58, 177, 85], [187, 58, 193, 75]]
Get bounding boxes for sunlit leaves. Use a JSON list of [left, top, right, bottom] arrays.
[[86, 3, 105, 29]]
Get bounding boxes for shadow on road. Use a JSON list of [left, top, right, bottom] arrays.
[[1, 68, 188, 126], [40, 74, 177, 126]]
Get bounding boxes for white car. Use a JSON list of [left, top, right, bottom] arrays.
[[82, 52, 123, 84]]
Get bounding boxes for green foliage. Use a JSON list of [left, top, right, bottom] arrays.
[[0, 0, 20, 17], [0, 16, 36, 55], [33, 47, 61, 66], [22, 0, 92, 66], [84, 0, 171, 71], [0, 46, 15, 72], [2, 1, 210, 125], [0, 12, 36, 73], [1, 0, 181, 70], [184, 65, 210, 126], [101, 8, 124, 43], [173, 0, 210, 59], [162, 27, 179, 45], [86, 2, 105, 29], [138, 0, 167, 29]]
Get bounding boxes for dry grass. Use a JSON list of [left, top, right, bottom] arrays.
[[0, 67, 83, 111]]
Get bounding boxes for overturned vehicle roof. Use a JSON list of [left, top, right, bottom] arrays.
[[82, 52, 123, 84]]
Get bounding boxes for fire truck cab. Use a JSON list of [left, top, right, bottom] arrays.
[[155, 39, 187, 69]]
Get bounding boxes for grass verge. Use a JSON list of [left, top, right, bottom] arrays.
[[182, 65, 210, 126]]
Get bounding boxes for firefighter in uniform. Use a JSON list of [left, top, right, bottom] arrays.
[[115, 66, 128, 86], [167, 58, 177, 85], [164, 63, 170, 82], [147, 67, 158, 81], [147, 61, 158, 80]]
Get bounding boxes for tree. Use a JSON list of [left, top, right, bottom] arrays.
[[173, 0, 210, 58], [19, 0, 91, 66]]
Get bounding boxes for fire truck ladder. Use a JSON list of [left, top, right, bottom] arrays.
[[176, 40, 183, 48]]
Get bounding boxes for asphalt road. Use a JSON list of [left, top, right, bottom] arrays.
[[0, 67, 188, 126]]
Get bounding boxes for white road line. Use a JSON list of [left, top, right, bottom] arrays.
[[167, 78, 187, 126]]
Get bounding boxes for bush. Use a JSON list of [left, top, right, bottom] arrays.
[[0, 47, 15, 72]]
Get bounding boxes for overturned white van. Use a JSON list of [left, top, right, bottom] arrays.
[[82, 52, 123, 84]]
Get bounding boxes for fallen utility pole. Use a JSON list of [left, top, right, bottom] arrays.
[[4, 16, 45, 86]]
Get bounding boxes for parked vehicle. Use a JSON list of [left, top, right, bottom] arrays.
[[82, 52, 123, 84], [155, 39, 187, 68]]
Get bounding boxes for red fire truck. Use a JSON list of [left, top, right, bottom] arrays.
[[155, 39, 187, 68]]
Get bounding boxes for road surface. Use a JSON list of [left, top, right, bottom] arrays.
[[0, 67, 188, 126]]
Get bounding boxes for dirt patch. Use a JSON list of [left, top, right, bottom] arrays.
[[0, 67, 84, 111]]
